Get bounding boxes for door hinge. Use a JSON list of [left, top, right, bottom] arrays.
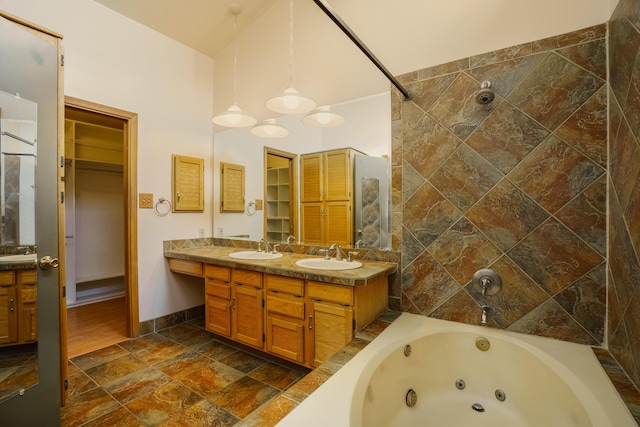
[[62, 286, 66, 298], [64, 378, 68, 390], [60, 54, 64, 66], [262, 333, 266, 342], [60, 156, 65, 168], [352, 319, 356, 330], [60, 191, 65, 203], [262, 299, 265, 308]]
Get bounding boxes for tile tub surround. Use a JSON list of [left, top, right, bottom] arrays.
[[608, 0, 640, 392], [390, 24, 611, 347]]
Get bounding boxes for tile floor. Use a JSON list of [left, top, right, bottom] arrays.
[[61, 313, 397, 426]]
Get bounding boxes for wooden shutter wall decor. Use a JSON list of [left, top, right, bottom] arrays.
[[220, 162, 245, 212]]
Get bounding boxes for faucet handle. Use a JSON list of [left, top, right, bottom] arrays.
[[318, 249, 330, 260], [347, 251, 358, 262], [271, 244, 280, 254]]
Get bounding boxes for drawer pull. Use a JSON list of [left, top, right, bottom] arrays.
[[308, 315, 313, 330], [270, 289, 279, 293], [310, 297, 322, 302], [293, 294, 302, 298]]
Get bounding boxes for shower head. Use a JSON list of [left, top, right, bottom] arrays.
[[475, 81, 495, 105]]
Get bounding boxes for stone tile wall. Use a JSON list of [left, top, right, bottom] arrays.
[[390, 24, 609, 346], [608, 0, 640, 390]]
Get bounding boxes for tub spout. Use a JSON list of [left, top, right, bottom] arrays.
[[481, 306, 490, 325]]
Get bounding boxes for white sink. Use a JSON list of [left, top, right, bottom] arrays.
[[295, 258, 362, 270], [229, 251, 283, 260], [0, 254, 37, 262]]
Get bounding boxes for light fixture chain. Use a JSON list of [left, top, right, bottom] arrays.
[[288, 0, 294, 87], [233, 10, 239, 105]]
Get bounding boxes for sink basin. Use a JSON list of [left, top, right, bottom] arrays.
[[229, 251, 283, 260], [295, 258, 362, 270], [0, 254, 37, 262]]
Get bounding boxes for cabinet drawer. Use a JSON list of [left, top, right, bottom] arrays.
[[266, 295, 305, 319], [0, 271, 15, 286], [206, 281, 231, 300], [169, 259, 203, 277], [233, 269, 262, 288], [204, 264, 231, 282], [17, 270, 36, 285], [266, 275, 304, 296], [20, 285, 37, 304], [308, 281, 353, 306]]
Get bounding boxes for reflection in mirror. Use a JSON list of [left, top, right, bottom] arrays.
[[0, 90, 38, 403], [354, 154, 390, 250], [0, 91, 37, 246], [214, 92, 392, 250], [265, 149, 297, 243]]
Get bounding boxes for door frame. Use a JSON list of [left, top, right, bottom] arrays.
[[263, 147, 298, 242], [62, 97, 139, 336]]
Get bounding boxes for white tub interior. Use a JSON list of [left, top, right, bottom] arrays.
[[277, 313, 635, 427]]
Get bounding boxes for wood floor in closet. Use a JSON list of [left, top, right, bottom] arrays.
[[66, 297, 127, 358]]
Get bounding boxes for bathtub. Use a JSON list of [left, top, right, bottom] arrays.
[[276, 312, 635, 427]]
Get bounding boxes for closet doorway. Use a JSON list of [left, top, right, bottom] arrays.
[[63, 97, 138, 358]]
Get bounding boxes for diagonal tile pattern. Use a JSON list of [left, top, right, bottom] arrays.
[[393, 24, 609, 345], [61, 320, 310, 427]]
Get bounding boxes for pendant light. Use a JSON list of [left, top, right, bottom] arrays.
[[251, 119, 290, 138], [213, 4, 257, 128], [266, 0, 316, 115], [302, 105, 345, 127]]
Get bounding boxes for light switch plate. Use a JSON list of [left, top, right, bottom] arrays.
[[139, 193, 153, 209]]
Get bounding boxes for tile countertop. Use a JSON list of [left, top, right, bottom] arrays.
[[164, 246, 398, 287]]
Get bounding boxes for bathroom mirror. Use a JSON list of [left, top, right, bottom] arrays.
[[0, 90, 37, 246], [213, 92, 392, 250], [0, 89, 38, 404]]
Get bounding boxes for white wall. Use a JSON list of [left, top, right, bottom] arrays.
[[0, 0, 214, 321], [213, 92, 391, 240]]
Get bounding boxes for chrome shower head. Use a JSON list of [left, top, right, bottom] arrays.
[[475, 81, 495, 105]]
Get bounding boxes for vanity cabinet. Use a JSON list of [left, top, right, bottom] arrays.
[[265, 275, 306, 364], [231, 269, 264, 350], [307, 281, 354, 366], [204, 264, 264, 350], [170, 256, 391, 369], [0, 270, 38, 346], [300, 149, 360, 246]]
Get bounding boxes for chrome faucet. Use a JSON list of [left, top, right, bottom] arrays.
[[481, 305, 490, 325], [257, 238, 272, 253], [287, 235, 296, 245], [355, 240, 363, 249], [329, 243, 344, 261]]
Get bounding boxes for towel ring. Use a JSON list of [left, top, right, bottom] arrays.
[[246, 201, 256, 216], [154, 197, 172, 216]]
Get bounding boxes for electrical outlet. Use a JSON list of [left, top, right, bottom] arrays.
[[139, 193, 153, 209], [198, 228, 205, 238], [218, 227, 224, 237]]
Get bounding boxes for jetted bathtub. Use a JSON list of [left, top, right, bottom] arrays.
[[277, 312, 636, 426]]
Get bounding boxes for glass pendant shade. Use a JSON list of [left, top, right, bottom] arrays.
[[213, 104, 257, 127], [251, 119, 289, 138], [302, 106, 345, 127], [266, 86, 316, 115]]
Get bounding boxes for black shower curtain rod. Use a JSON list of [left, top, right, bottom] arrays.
[[312, 0, 412, 100]]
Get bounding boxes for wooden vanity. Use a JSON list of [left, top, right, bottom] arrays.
[[164, 246, 396, 368], [0, 269, 37, 346]]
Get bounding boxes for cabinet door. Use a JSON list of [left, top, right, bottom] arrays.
[[310, 302, 353, 367], [266, 315, 305, 364], [324, 149, 352, 201], [18, 271, 38, 343], [300, 202, 324, 245], [0, 285, 18, 345], [325, 201, 353, 246], [232, 285, 264, 349], [300, 153, 323, 202], [206, 293, 232, 337]]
